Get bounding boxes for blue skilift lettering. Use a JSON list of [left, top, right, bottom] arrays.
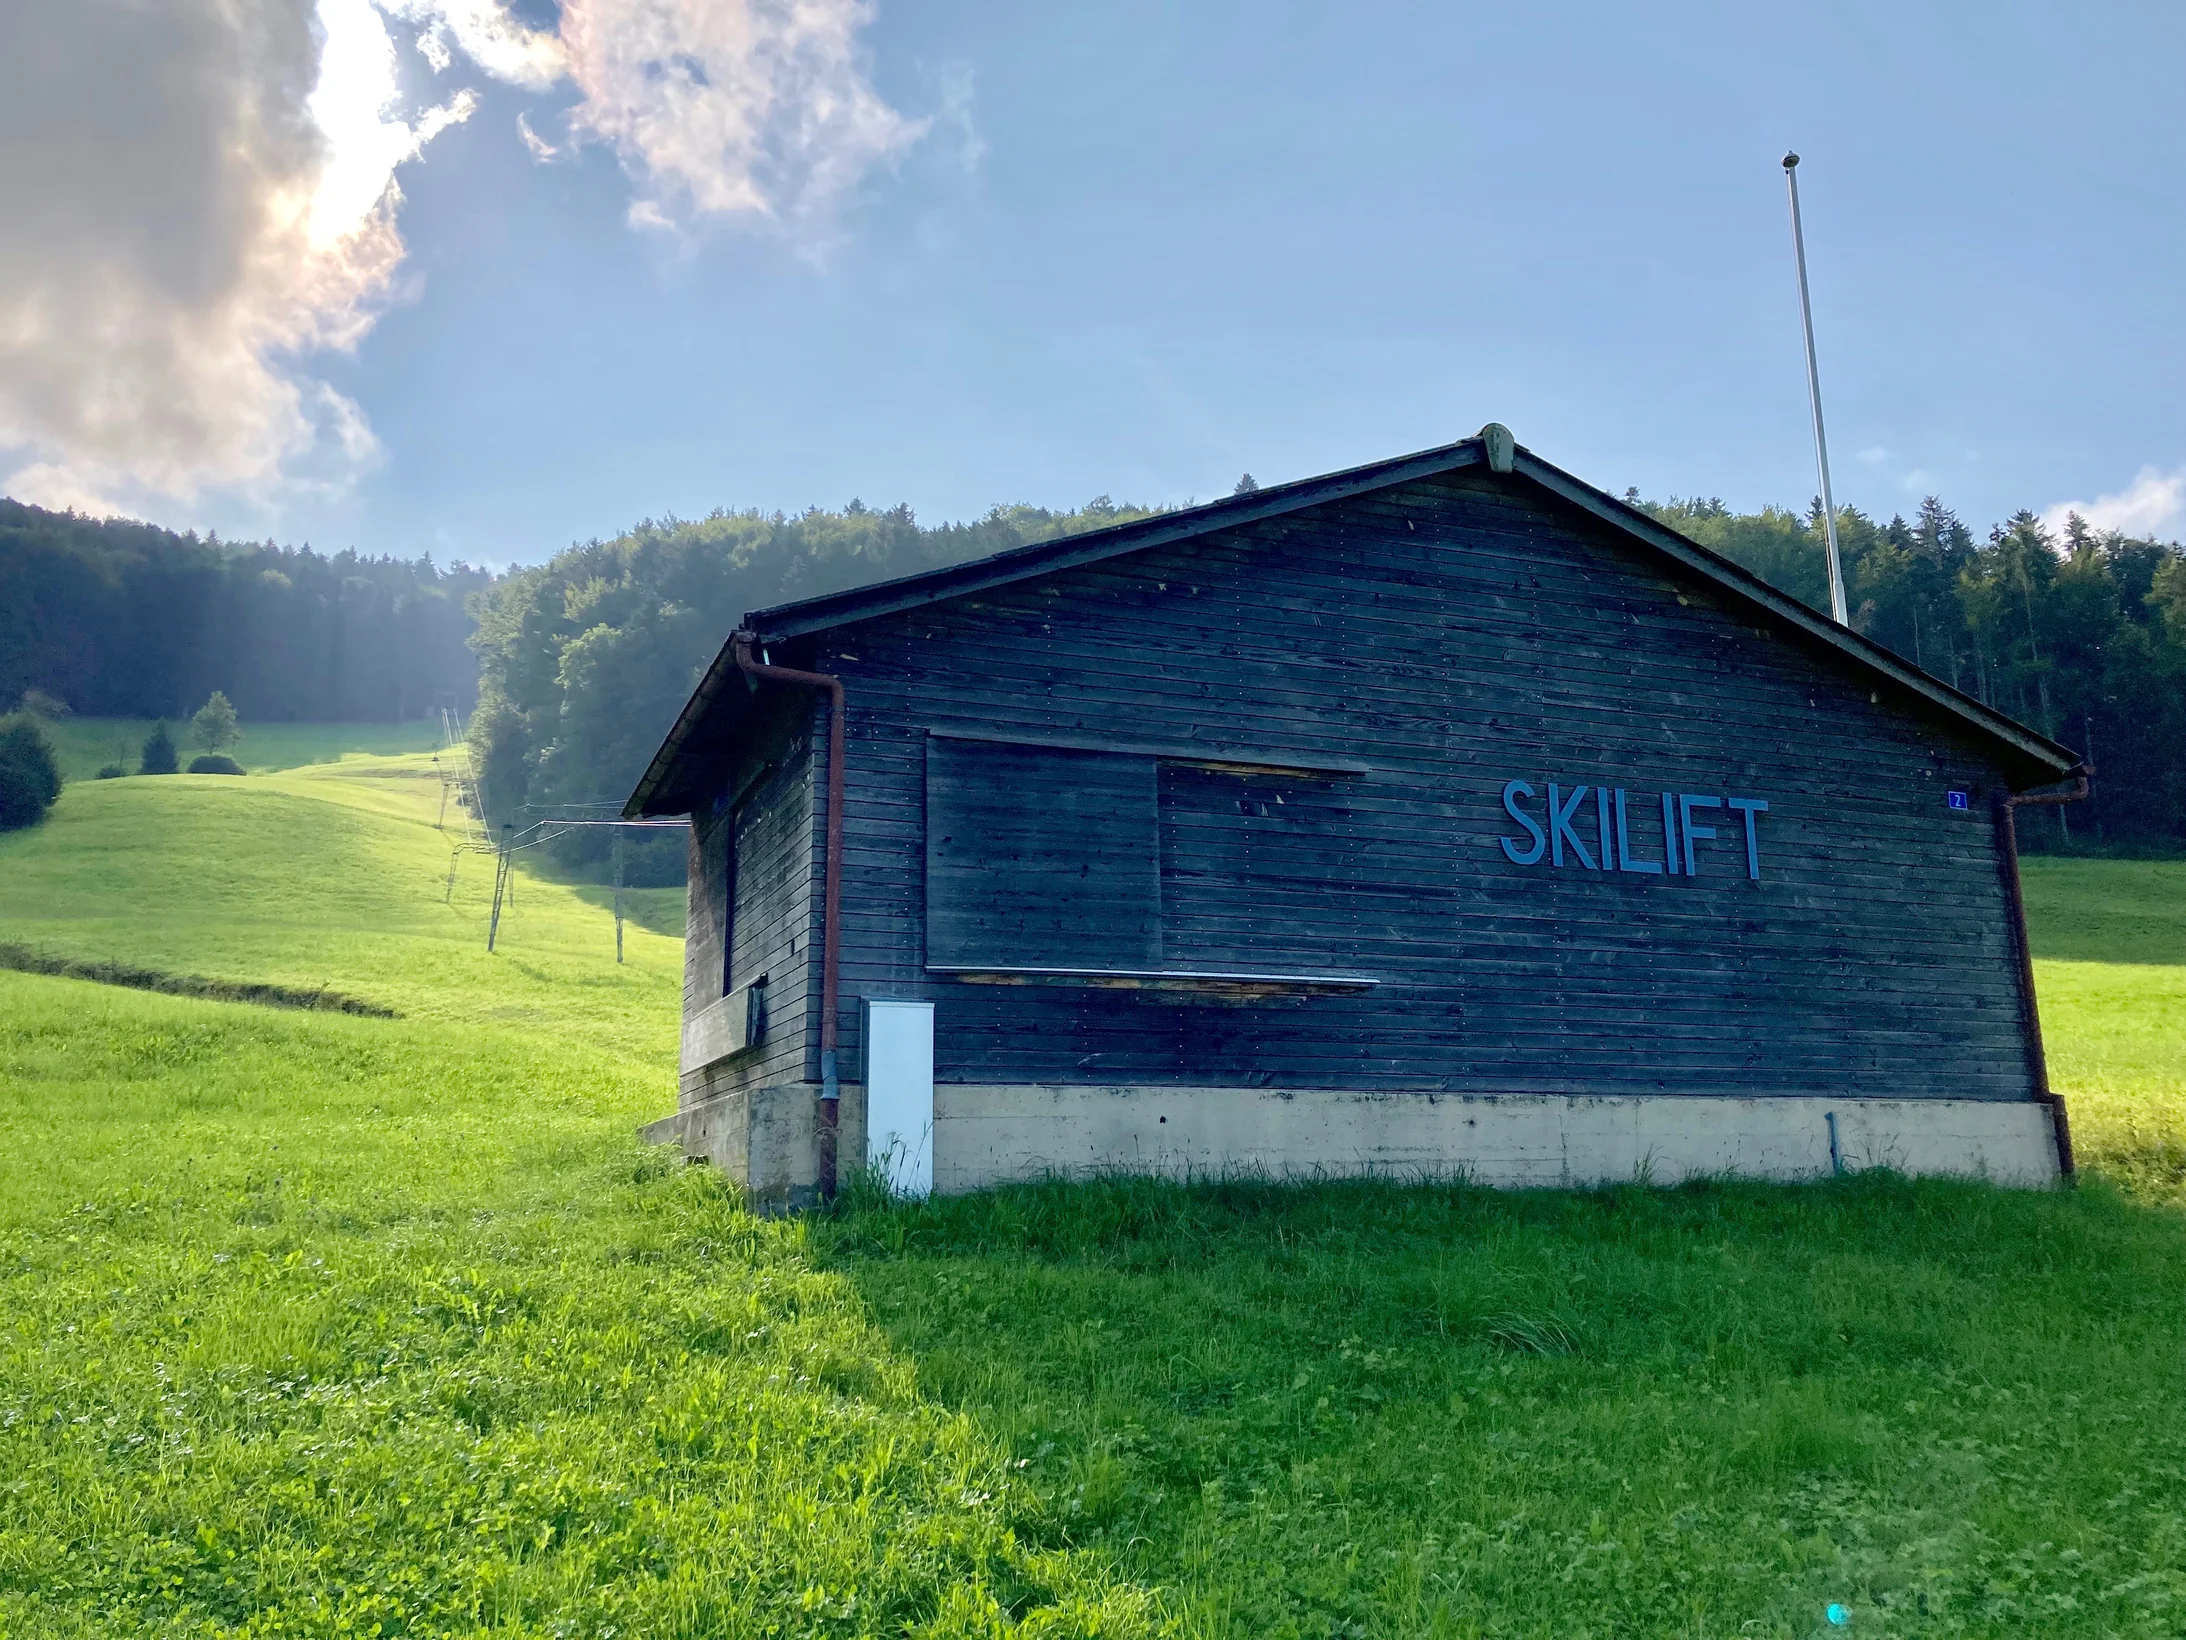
[[1548, 783, 1598, 870], [1499, 780, 1547, 864], [1615, 789, 1663, 874], [1677, 793, 1722, 875], [1726, 796, 1769, 879]]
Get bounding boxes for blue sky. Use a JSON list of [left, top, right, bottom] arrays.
[[5, 1, 2181, 566]]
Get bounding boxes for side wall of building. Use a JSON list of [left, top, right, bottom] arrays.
[[802, 467, 2037, 1103], [678, 692, 824, 1109]]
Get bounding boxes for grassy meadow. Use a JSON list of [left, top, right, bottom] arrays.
[[1, 735, 2183, 1636], [39, 718, 447, 784]]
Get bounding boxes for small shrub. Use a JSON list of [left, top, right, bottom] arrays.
[[140, 722, 178, 775], [96, 764, 128, 780], [186, 754, 246, 776], [0, 761, 45, 829], [0, 716, 61, 804], [0, 714, 62, 830]]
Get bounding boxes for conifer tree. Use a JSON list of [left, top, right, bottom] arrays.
[[140, 722, 178, 776]]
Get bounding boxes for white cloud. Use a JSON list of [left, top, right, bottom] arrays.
[[1855, 445, 1890, 465], [557, 0, 923, 228], [399, 0, 924, 226], [0, 0, 475, 516], [2041, 466, 2186, 542], [388, 0, 566, 91], [516, 111, 560, 161], [0, 0, 924, 517]]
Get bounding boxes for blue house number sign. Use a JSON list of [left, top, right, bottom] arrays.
[[1499, 780, 1770, 880]]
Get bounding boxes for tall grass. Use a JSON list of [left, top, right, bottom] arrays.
[[0, 977, 1157, 1637]]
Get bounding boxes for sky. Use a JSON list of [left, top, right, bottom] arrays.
[[1, 0, 2180, 568]]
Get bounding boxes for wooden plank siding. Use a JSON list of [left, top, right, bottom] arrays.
[[678, 693, 823, 1104], [708, 467, 2038, 1103], [925, 738, 1163, 971]]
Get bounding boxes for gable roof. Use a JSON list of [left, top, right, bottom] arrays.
[[626, 432, 2081, 816]]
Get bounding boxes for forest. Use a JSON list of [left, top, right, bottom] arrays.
[[0, 500, 489, 723]]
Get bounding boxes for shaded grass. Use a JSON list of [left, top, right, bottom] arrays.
[[2022, 856, 2186, 966], [2025, 857, 2186, 1204], [0, 940, 396, 1015], [818, 1171, 2186, 1638]]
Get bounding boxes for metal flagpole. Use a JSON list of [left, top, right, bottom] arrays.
[[1782, 152, 1849, 626]]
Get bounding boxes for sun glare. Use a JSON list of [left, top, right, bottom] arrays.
[[306, 0, 420, 250]]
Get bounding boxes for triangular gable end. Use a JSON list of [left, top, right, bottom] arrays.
[[626, 432, 2081, 816]]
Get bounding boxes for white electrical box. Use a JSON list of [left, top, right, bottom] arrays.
[[861, 998, 934, 1197]]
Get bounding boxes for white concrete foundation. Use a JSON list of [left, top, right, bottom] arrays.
[[929, 1085, 2064, 1192], [643, 1083, 2064, 1202]]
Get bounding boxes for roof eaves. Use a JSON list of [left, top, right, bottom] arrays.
[[623, 625, 745, 817], [1511, 451, 2080, 780]]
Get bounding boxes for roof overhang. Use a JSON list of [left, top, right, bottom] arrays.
[[626, 435, 2080, 815]]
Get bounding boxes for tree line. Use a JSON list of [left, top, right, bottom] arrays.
[[0, 499, 491, 723], [8, 478, 2179, 863]]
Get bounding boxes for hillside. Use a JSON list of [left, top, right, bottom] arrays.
[[0, 749, 681, 1054], [2, 757, 2184, 1635], [38, 717, 444, 784]]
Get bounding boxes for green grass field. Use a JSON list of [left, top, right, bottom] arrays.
[[2, 749, 2183, 1636]]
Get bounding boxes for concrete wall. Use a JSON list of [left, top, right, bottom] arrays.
[[646, 1080, 2062, 1200], [642, 1081, 868, 1213], [930, 1083, 2061, 1190]]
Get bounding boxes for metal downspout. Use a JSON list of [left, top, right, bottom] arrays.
[[732, 631, 845, 1204], [1994, 766, 2092, 1181]]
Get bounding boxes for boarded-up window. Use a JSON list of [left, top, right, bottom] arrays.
[[925, 737, 1160, 970], [1157, 765, 1359, 972]]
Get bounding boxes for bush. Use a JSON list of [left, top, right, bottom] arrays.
[[186, 754, 245, 776], [0, 760, 46, 829], [0, 714, 63, 830], [140, 722, 178, 775], [96, 764, 128, 780]]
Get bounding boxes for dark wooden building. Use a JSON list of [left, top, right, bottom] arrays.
[[629, 429, 2085, 1203]]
